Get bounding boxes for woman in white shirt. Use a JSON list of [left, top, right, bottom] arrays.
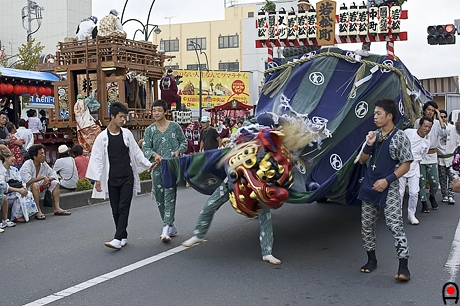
[[26, 109, 42, 133], [53, 145, 78, 190]]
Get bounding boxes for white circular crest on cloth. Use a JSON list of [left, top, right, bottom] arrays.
[[350, 90, 357, 99], [399, 99, 404, 115], [266, 61, 279, 76], [380, 60, 394, 73], [309, 72, 325, 86], [295, 160, 307, 174], [201, 178, 218, 187], [355, 101, 368, 119], [330, 154, 343, 171], [345, 51, 358, 63], [300, 51, 317, 60]]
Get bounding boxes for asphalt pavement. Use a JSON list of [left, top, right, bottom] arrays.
[[1, 187, 459, 306]]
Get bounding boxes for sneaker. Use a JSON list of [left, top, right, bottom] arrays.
[[104, 239, 122, 250], [160, 226, 171, 242], [0, 228, 4, 233], [408, 215, 419, 225], [2, 219, 15, 227], [168, 224, 178, 237], [121, 238, 127, 247], [442, 196, 449, 203], [449, 197, 455, 205]]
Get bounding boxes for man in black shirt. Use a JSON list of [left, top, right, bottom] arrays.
[[86, 102, 153, 250], [199, 116, 221, 151]]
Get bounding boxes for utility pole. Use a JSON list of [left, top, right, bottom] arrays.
[[21, 0, 44, 42]]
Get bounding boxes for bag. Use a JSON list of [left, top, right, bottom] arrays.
[[43, 189, 53, 207], [453, 146, 460, 172], [7, 179, 24, 189]]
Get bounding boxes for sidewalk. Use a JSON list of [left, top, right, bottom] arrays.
[[40, 180, 153, 214]]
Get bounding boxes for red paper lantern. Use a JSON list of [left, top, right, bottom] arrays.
[[37, 86, 46, 97], [5, 84, 13, 94], [0, 84, 5, 94], [44, 87, 52, 96], [28, 86, 37, 95], [13, 84, 22, 95], [21, 85, 27, 94]]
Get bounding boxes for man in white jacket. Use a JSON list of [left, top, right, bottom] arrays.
[[399, 117, 432, 225], [86, 102, 153, 250]]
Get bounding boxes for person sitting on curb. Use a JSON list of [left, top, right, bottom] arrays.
[[0, 145, 37, 223], [53, 145, 78, 191], [20, 144, 71, 220], [71, 144, 90, 180]]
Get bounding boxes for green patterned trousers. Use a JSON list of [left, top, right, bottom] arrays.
[[152, 167, 177, 227], [419, 163, 439, 201], [194, 182, 275, 256], [361, 184, 409, 259]]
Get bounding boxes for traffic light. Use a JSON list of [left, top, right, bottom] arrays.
[[427, 24, 456, 45]]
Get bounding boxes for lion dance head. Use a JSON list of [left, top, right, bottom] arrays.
[[224, 129, 294, 218]]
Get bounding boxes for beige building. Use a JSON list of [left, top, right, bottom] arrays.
[[152, 9, 253, 73], [151, 0, 298, 106]]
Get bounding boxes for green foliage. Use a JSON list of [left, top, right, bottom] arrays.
[[76, 178, 94, 191], [13, 38, 45, 71], [139, 170, 151, 181], [261, 0, 276, 12]]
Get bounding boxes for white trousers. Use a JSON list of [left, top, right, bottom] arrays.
[[399, 175, 420, 217]]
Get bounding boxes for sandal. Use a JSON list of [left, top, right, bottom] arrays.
[[54, 210, 71, 216], [15, 217, 26, 223], [34, 214, 46, 220]]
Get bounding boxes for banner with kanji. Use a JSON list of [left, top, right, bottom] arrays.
[[172, 70, 250, 109]]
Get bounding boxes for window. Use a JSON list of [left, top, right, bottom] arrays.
[[166, 65, 179, 70], [187, 64, 207, 70], [218, 62, 239, 71], [187, 38, 206, 51], [248, 12, 254, 18], [218, 35, 239, 49], [160, 39, 179, 52]]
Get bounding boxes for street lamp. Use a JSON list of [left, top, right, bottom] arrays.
[[188, 41, 209, 119], [123, 19, 161, 40], [120, 0, 161, 41]]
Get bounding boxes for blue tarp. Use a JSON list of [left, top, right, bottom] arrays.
[[0, 67, 59, 82]]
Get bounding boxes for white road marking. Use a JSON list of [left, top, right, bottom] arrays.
[[24, 245, 190, 306], [445, 218, 460, 282]]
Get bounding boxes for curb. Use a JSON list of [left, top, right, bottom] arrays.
[[40, 180, 153, 214]]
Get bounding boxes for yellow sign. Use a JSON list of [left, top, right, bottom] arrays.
[[173, 70, 250, 109], [316, 0, 336, 46]]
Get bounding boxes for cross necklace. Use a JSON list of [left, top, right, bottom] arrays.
[[371, 127, 395, 171]]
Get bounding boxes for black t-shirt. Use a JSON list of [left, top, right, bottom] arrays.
[[107, 130, 133, 185], [200, 127, 219, 150]]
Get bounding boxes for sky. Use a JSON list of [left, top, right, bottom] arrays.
[[92, 0, 460, 80]]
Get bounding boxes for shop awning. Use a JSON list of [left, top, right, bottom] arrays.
[[0, 67, 59, 82]]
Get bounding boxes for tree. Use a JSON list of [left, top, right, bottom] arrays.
[[261, 0, 276, 13], [13, 38, 45, 71]]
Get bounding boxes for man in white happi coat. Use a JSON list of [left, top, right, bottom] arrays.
[[400, 117, 432, 225], [86, 102, 153, 250], [437, 110, 460, 204], [414, 101, 447, 213]]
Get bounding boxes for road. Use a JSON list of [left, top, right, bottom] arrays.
[[1, 187, 459, 306]]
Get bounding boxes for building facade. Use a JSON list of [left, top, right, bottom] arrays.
[[0, 0, 91, 64], [152, 0, 297, 106]]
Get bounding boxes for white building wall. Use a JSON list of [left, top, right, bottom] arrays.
[[0, 0, 91, 64]]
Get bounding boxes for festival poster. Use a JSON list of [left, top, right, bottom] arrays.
[[173, 70, 250, 109]]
